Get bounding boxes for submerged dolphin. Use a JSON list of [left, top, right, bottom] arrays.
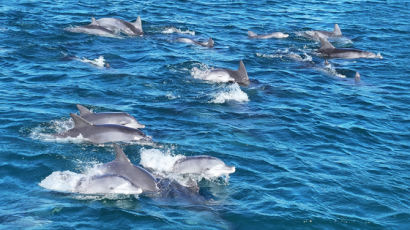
[[93, 16, 143, 36], [76, 104, 145, 129], [65, 22, 119, 38], [172, 155, 235, 178], [57, 113, 149, 144], [176, 37, 214, 48], [248, 30, 289, 39], [205, 61, 250, 86], [304, 24, 342, 40], [318, 37, 382, 59]]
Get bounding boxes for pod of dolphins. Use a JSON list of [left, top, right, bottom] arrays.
[[42, 16, 383, 198]]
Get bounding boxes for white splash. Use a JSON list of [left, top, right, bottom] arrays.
[[78, 56, 108, 68], [211, 83, 249, 104], [162, 27, 195, 35], [29, 118, 85, 143], [140, 148, 185, 174], [39, 165, 142, 195]]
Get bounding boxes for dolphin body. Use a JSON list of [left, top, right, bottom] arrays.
[[65, 23, 119, 38], [57, 113, 149, 144], [176, 37, 214, 48], [76, 104, 145, 129], [304, 24, 342, 40], [205, 61, 250, 86], [172, 155, 235, 178], [248, 31, 289, 39], [318, 37, 382, 59], [92, 16, 143, 36]]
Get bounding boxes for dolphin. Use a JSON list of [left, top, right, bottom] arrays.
[[172, 155, 235, 178], [248, 30, 289, 39], [176, 37, 214, 48], [65, 22, 119, 38], [304, 24, 342, 40], [205, 61, 250, 86], [93, 16, 143, 36], [74, 144, 158, 194], [76, 104, 145, 129], [57, 113, 149, 144], [318, 37, 382, 59]]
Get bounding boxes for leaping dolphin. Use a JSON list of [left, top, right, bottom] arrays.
[[176, 37, 214, 48], [76, 104, 145, 129], [304, 24, 342, 40], [172, 155, 235, 178], [204, 61, 250, 86], [57, 113, 149, 144], [318, 37, 382, 59], [248, 30, 289, 39], [92, 16, 143, 36]]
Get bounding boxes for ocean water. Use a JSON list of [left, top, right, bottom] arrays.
[[0, 0, 409, 229]]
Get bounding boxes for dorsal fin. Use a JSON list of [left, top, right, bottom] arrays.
[[91, 17, 97, 25], [113, 144, 131, 163], [333, 24, 342, 36], [319, 37, 335, 50], [133, 16, 142, 31], [207, 38, 214, 47], [70, 113, 92, 128], [248, 31, 257, 37], [237, 60, 249, 85], [76, 104, 92, 116]]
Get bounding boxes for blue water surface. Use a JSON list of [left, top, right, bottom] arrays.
[[0, 0, 409, 229]]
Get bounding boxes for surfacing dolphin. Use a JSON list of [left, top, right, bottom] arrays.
[[318, 37, 382, 60], [76, 104, 145, 129], [65, 21, 119, 38], [56, 113, 149, 144], [205, 61, 250, 86], [176, 37, 214, 48], [172, 155, 235, 178], [303, 24, 342, 40], [248, 30, 289, 39], [92, 16, 143, 36]]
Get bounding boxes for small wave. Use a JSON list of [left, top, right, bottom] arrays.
[[162, 27, 195, 35], [211, 83, 249, 104], [39, 165, 142, 196]]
